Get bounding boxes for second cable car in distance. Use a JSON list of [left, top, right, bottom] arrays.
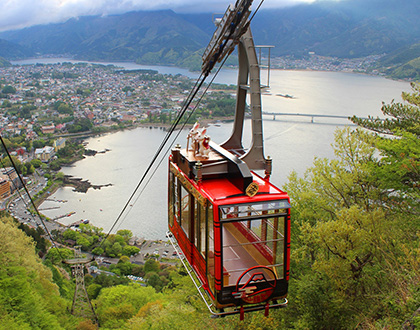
[[167, 0, 291, 319]]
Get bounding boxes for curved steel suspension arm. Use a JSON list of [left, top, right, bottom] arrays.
[[221, 28, 268, 172]]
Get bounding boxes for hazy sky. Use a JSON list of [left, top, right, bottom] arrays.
[[0, 0, 324, 32]]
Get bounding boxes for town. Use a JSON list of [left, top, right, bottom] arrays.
[[0, 62, 239, 293], [0, 62, 237, 201], [271, 53, 385, 73]]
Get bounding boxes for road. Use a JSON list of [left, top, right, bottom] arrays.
[[6, 170, 65, 235], [5, 170, 178, 266]]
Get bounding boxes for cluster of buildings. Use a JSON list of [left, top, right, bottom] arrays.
[[0, 167, 19, 200], [0, 63, 192, 138], [0, 137, 66, 201], [272, 54, 384, 73], [0, 63, 199, 201]]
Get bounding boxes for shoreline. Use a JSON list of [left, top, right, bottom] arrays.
[[36, 117, 230, 219], [11, 57, 412, 82]]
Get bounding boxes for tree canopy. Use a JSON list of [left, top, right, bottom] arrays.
[[280, 85, 420, 328], [351, 82, 419, 205], [0, 216, 75, 329]]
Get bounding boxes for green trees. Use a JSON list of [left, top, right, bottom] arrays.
[[93, 284, 161, 328], [0, 216, 73, 329], [67, 118, 93, 133], [19, 104, 36, 119], [58, 226, 140, 259], [122, 245, 140, 256], [1, 85, 16, 94], [53, 101, 73, 115], [351, 82, 419, 203], [204, 92, 236, 117], [280, 85, 420, 328]]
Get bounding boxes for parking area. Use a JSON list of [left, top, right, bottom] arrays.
[[129, 239, 178, 265]]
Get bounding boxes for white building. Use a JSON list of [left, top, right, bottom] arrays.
[[35, 146, 55, 162]]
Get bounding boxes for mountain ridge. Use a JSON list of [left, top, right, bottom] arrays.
[[0, 0, 419, 72]]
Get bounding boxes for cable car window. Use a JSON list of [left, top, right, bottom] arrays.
[[174, 177, 181, 224], [221, 204, 286, 287], [195, 201, 207, 257], [220, 200, 290, 220], [194, 200, 199, 249], [207, 204, 215, 295], [169, 172, 175, 227], [180, 185, 190, 238]]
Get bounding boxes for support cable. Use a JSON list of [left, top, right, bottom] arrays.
[[114, 58, 230, 231], [99, 0, 265, 244], [0, 135, 64, 260], [249, 0, 265, 22], [0, 157, 44, 228], [100, 71, 209, 245]]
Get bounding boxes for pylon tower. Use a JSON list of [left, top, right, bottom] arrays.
[[65, 246, 98, 323]]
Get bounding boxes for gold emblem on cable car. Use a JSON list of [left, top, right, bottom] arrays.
[[246, 182, 259, 197]]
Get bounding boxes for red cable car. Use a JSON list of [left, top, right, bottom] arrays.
[[167, 2, 291, 318], [167, 144, 290, 318]]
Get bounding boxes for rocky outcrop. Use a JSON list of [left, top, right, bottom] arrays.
[[63, 175, 112, 193]]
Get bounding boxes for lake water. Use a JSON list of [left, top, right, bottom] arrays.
[[21, 59, 409, 239]]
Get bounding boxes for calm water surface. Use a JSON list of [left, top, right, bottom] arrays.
[[32, 60, 409, 239]]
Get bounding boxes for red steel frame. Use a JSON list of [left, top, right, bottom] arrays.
[[168, 157, 290, 310]]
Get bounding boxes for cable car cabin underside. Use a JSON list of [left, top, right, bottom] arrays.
[[167, 143, 291, 318]]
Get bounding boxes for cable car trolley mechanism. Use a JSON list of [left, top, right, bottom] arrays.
[[167, 0, 291, 319]]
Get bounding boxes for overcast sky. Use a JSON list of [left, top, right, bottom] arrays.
[[0, 0, 326, 32]]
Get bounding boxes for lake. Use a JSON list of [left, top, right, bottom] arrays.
[[21, 59, 409, 239]]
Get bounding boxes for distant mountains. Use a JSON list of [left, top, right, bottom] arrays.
[[0, 0, 419, 75], [378, 42, 420, 80], [0, 39, 33, 59], [0, 10, 208, 67], [252, 0, 420, 58], [0, 56, 11, 67]]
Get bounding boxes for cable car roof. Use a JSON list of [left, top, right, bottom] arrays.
[[199, 171, 289, 205]]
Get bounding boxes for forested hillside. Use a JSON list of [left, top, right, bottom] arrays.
[[0, 56, 11, 67], [0, 10, 208, 68], [0, 84, 418, 328], [0, 39, 33, 60], [0, 216, 72, 328], [252, 0, 420, 58], [378, 43, 420, 80]]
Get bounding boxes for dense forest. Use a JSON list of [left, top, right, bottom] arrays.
[[0, 84, 419, 328]]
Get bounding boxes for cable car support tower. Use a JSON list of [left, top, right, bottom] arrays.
[[64, 247, 98, 323]]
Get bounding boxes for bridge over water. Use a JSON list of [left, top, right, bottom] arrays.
[[262, 112, 360, 123]]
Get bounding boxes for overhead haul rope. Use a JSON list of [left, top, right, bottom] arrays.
[[100, 0, 266, 243], [99, 71, 209, 245], [114, 57, 231, 232], [0, 157, 28, 207], [250, 0, 265, 22], [0, 157, 42, 227], [0, 135, 65, 260]]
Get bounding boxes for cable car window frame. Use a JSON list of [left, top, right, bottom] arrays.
[[195, 200, 207, 258], [207, 203, 215, 295], [219, 200, 290, 221], [219, 200, 289, 289], [179, 184, 191, 238], [168, 171, 175, 227]]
